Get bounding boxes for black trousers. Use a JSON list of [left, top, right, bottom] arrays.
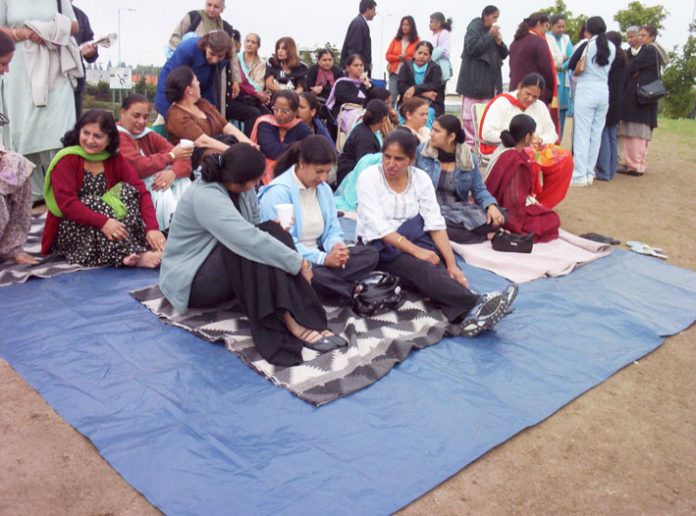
[[446, 221, 496, 245], [226, 97, 270, 136], [188, 221, 327, 367], [311, 244, 379, 301], [378, 253, 479, 322]]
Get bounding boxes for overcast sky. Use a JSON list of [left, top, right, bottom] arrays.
[[74, 0, 694, 82]]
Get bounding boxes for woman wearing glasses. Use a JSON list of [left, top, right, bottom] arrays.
[[250, 90, 312, 184]]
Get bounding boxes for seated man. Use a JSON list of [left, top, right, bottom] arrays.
[[479, 73, 572, 209]]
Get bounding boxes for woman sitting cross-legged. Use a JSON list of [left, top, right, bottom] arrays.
[[41, 110, 165, 268], [356, 129, 516, 337], [336, 99, 389, 187], [258, 136, 378, 302], [416, 115, 505, 244], [485, 114, 560, 242], [160, 143, 348, 367], [118, 94, 193, 231], [164, 66, 253, 166], [479, 73, 573, 209], [250, 90, 312, 184]]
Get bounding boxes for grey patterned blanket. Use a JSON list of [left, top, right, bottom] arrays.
[[131, 284, 460, 406], [0, 213, 96, 288]]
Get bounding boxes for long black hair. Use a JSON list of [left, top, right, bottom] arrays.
[[274, 135, 336, 177], [606, 31, 626, 67], [382, 127, 419, 159], [201, 144, 266, 184], [61, 109, 120, 154], [165, 66, 195, 104], [363, 99, 389, 126], [514, 12, 549, 41], [500, 114, 536, 148], [435, 114, 465, 145], [395, 16, 418, 43], [585, 16, 610, 67]]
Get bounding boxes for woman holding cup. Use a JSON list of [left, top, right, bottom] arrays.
[[161, 143, 348, 366], [258, 136, 378, 302], [118, 94, 193, 230]]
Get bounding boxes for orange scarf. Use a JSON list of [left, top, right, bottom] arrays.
[[250, 114, 302, 184]]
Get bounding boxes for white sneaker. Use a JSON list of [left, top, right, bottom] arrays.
[[571, 177, 588, 187], [586, 175, 594, 185]]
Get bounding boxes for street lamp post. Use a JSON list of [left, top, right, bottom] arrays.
[[379, 13, 395, 82], [117, 7, 136, 66]]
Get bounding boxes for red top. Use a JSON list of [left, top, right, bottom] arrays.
[[485, 148, 560, 242], [385, 38, 420, 74], [118, 129, 192, 179], [41, 153, 159, 255]]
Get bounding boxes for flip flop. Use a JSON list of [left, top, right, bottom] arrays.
[[626, 241, 667, 260]]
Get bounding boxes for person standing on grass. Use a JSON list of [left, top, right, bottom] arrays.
[[340, 0, 377, 76]]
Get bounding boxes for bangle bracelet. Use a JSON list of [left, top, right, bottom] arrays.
[[168, 151, 176, 160], [396, 235, 404, 246], [12, 29, 19, 41]]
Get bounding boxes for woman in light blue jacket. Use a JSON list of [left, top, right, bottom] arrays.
[[160, 143, 347, 366], [415, 116, 505, 244], [568, 16, 615, 186], [258, 136, 379, 301]]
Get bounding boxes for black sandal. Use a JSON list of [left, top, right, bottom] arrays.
[[298, 329, 348, 352]]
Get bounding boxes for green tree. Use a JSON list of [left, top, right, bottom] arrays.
[[662, 25, 696, 118], [539, 0, 587, 44], [614, 2, 668, 33], [299, 42, 340, 67]]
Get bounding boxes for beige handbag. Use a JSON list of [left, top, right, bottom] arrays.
[[574, 41, 590, 76]]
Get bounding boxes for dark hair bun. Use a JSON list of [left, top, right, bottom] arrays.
[[500, 130, 516, 148]]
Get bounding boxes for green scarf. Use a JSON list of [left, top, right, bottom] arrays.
[[44, 146, 111, 218]]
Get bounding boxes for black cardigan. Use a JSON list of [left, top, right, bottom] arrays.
[[620, 44, 660, 129], [397, 61, 445, 115], [331, 80, 370, 116], [306, 64, 344, 100], [336, 123, 380, 185]]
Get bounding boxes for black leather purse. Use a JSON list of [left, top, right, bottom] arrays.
[[637, 46, 666, 105], [491, 231, 534, 253]]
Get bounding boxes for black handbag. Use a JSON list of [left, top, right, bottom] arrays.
[[491, 231, 534, 253], [637, 46, 666, 105], [352, 271, 405, 317]]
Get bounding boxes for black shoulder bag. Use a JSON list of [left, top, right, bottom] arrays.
[[637, 46, 666, 105]]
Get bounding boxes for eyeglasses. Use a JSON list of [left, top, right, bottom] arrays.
[[272, 106, 293, 115]]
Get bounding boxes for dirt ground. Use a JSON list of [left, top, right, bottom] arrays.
[[1, 120, 695, 515]]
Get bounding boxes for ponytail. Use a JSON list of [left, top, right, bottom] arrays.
[[201, 144, 266, 184], [435, 114, 465, 145], [274, 135, 336, 177], [430, 12, 452, 32], [514, 12, 549, 41], [501, 114, 536, 148], [585, 16, 610, 67]]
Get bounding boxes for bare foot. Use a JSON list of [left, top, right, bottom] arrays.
[[135, 250, 162, 268], [122, 253, 139, 267], [14, 252, 40, 265]]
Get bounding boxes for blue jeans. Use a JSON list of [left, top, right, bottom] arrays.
[[595, 124, 618, 180], [572, 83, 609, 180]]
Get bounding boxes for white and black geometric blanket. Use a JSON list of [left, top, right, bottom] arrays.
[[132, 284, 460, 406], [0, 213, 96, 288]]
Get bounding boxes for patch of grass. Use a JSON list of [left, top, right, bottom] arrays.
[[655, 117, 696, 146]]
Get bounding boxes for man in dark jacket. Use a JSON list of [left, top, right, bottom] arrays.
[[340, 0, 377, 76], [71, 1, 99, 120], [456, 7, 509, 147]]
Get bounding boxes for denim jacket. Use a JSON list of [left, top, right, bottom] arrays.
[[415, 141, 497, 210]]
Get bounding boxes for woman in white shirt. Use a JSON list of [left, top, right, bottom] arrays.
[[356, 129, 516, 337]]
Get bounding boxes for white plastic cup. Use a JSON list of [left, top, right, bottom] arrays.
[[275, 203, 294, 229], [179, 138, 194, 149]]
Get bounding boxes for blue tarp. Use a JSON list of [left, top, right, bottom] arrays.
[[2, 251, 695, 515]]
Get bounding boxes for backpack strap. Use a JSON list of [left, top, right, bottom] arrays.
[[187, 10, 202, 33]]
